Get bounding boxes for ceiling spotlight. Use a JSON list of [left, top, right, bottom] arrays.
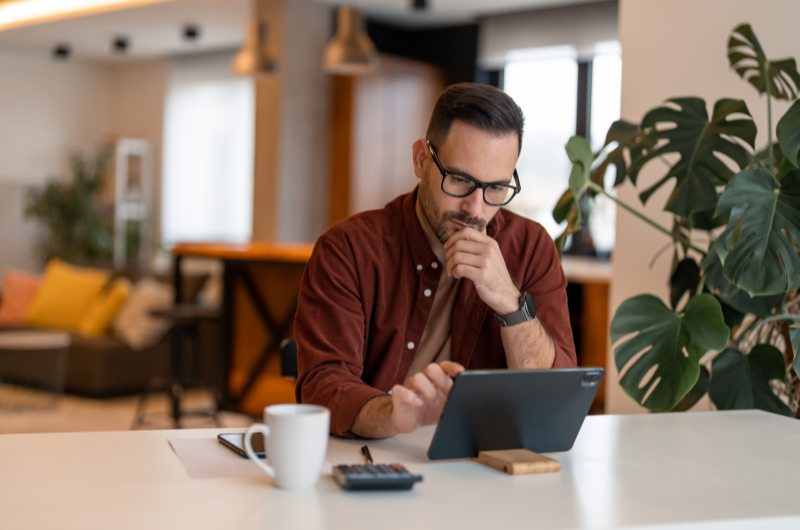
[[112, 36, 129, 53], [323, 7, 379, 75], [52, 43, 71, 60], [183, 24, 200, 42], [413, 0, 427, 9]]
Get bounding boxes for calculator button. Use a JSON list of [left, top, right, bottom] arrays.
[[366, 464, 380, 474]]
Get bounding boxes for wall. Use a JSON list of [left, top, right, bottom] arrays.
[[0, 45, 110, 277], [609, 0, 800, 413], [0, 44, 167, 281], [107, 59, 167, 250], [350, 55, 444, 215], [275, 0, 330, 243]]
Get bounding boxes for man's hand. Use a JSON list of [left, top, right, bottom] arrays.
[[444, 226, 556, 370], [444, 227, 519, 314], [350, 361, 465, 438]]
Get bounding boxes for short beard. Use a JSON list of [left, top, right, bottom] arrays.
[[420, 173, 487, 245]]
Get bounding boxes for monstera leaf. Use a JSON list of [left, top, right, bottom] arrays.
[[777, 100, 800, 168], [566, 135, 593, 225], [709, 345, 792, 416], [728, 24, 800, 101], [702, 250, 782, 316], [669, 258, 700, 310], [611, 293, 729, 412], [671, 366, 710, 412], [630, 98, 757, 219], [592, 120, 643, 187], [714, 168, 800, 296], [553, 136, 595, 256]]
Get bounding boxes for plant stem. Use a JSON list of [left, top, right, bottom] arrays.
[[588, 182, 706, 255], [765, 60, 775, 175], [744, 313, 800, 345]]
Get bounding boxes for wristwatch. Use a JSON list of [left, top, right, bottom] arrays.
[[494, 291, 536, 327]]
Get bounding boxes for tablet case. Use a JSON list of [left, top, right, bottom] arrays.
[[427, 368, 604, 460]]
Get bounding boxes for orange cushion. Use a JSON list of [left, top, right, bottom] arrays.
[[0, 269, 42, 325]]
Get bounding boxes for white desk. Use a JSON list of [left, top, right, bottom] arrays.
[[1, 411, 799, 530]]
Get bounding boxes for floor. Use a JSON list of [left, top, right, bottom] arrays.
[[0, 384, 253, 434]]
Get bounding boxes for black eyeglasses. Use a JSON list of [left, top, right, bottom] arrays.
[[426, 140, 521, 206]]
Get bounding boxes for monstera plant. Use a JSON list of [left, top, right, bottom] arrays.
[[556, 24, 800, 417]]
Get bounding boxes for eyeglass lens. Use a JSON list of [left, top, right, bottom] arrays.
[[442, 174, 514, 205]]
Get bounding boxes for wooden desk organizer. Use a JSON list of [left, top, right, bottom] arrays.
[[473, 449, 561, 475]]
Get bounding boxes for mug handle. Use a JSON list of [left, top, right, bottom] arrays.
[[244, 423, 274, 477]]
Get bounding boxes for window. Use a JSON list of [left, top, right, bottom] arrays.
[[503, 46, 578, 239], [502, 42, 622, 255], [161, 52, 254, 246]]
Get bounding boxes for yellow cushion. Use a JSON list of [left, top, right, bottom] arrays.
[[76, 277, 131, 336], [24, 259, 111, 330]]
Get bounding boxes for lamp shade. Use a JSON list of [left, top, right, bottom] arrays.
[[233, 17, 276, 76], [323, 7, 379, 75]]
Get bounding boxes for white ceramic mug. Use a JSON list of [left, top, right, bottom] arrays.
[[244, 404, 331, 490]]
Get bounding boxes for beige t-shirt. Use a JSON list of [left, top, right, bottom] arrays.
[[405, 199, 462, 382]]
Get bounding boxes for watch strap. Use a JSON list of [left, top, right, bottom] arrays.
[[494, 292, 536, 327]]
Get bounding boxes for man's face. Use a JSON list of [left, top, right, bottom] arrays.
[[414, 121, 519, 244]]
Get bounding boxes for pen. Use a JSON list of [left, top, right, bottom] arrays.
[[361, 445, 374, 464]]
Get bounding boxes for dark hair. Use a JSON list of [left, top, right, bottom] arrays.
[[426, 83, 524, 154]]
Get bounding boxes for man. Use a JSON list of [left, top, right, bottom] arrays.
[[295, 83, 576, 439]]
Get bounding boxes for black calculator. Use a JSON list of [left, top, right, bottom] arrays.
[[333, 463, 423, 491]]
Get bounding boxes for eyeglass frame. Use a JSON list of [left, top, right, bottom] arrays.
[[425, 140, 521, 206]]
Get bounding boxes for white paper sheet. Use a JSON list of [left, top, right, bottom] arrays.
[[168, 438, 332, 480]]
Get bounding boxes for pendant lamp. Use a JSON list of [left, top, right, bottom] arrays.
[[232, 11, 276, 76], [323, 7, 379, 75]]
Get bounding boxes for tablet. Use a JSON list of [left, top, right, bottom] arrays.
[[427, 368, 604, 460]]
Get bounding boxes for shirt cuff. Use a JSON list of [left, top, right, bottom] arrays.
[[551, 343, 578, 368], [330, 383, 387, 439]]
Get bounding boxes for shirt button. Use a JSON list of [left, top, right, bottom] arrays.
[[431, 262, 439, 269], [424, 289, 432, 297], [407, 342, 415, 349], [416, 264, 423, 271]]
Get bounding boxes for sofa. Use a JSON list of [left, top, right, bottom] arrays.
[[0, 272, 225, 399]]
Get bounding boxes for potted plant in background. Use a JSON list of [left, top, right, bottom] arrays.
[[556, 24, 800, 416], [24, 150, 113, 267]]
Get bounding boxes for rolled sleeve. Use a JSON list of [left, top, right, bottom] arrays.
[[522, 233, 578, 369], [295, 236, 384, 437]]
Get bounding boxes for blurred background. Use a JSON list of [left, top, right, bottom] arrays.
[[0, 0, 795, 432]]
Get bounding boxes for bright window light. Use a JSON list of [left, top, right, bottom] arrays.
[[589, 40, 622, 254], [503, 46, 578, 239], [0, 0, 165, 28], [161, 53, 255, 246]]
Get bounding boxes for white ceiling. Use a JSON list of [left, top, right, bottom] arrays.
[[0, 0, 604, 61], [0, 0, 250, 60]]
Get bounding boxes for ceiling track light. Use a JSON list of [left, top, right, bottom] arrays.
[[183, 24, 200, 42], [112, 35, 129, 54], [52, 43, 71, 60], [232, 3, 276, 76], [323, 7, 379, 76]]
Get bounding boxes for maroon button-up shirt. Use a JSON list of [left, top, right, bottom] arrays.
[[295, 188, 577, 437]]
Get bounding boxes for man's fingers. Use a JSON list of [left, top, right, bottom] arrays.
[[439, 361, 465, 377], [392, 384, 423, 407], [451, 263, 482, 282], [445, 239, 485, 258], [447, 251, 485, 277], [422, 363, 453, 394], [444, 226, 490, 249], [407, 372, 440, 406]]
